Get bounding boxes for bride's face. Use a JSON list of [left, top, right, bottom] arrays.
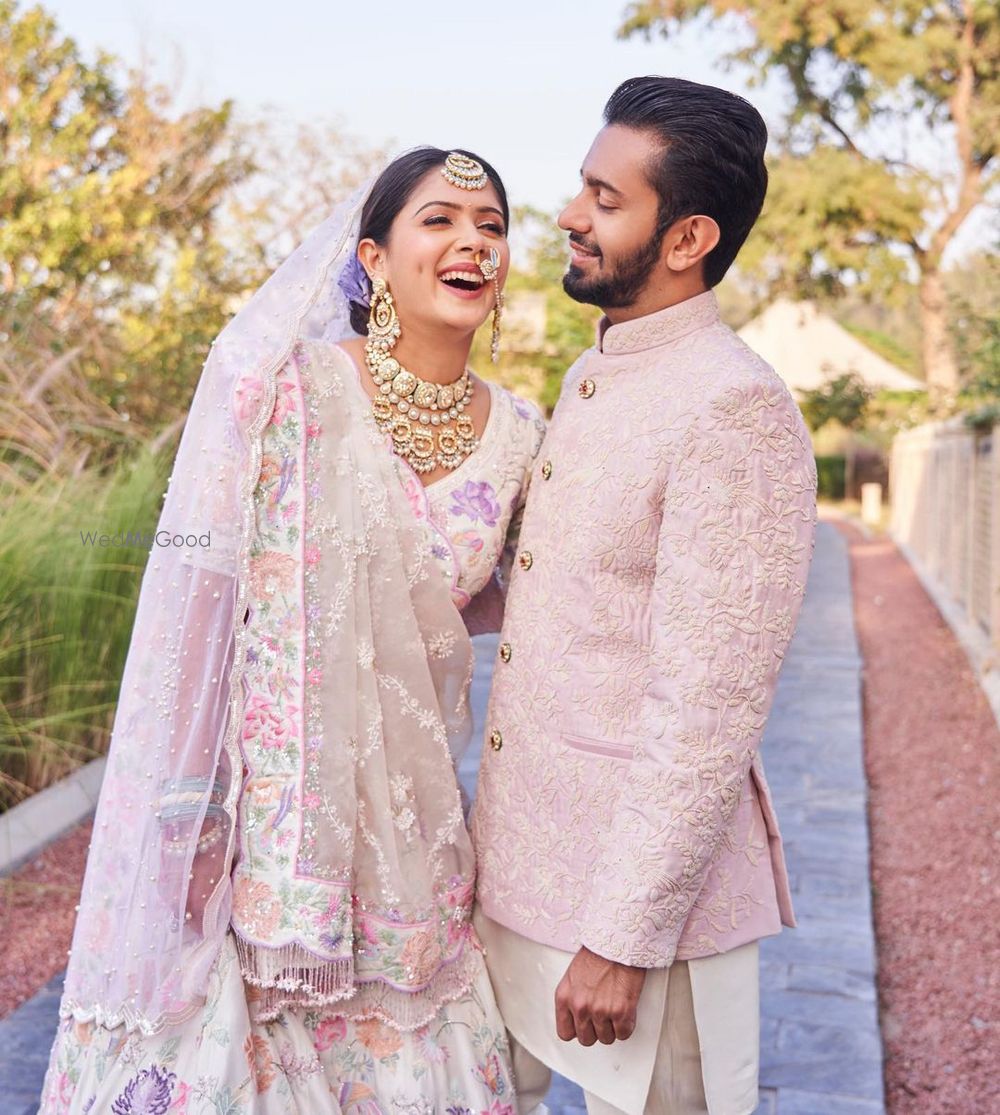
[[368, 168, 509, 339]]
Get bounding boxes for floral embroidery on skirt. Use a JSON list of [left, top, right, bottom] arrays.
[[39, 932, 516, 1115]]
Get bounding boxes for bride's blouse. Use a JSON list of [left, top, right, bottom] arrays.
[[325, 342, 547, 611], [408, 380, 546, 608]]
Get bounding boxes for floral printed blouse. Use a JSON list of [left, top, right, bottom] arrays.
[[392, 374, 547, 613]]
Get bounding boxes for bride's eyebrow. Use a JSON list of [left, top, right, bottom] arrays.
[[413, 200, 505, 219]]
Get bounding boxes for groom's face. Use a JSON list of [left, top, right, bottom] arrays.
[[558, 126, 664, 310]]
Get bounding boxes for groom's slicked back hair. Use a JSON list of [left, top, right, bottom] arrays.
[[603, 76, 768, 287]]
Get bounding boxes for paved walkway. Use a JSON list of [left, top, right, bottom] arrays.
[[752, 521, 886, 1114], [2, 522, 884, 1114]]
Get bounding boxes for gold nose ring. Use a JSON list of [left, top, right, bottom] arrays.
[[477, 248, 500, 280]]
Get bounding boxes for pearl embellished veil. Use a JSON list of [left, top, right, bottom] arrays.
[[59, 166, 483, 1036]]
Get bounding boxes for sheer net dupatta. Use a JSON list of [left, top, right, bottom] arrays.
[[59, 338, 243, 1035], [60, 177, 482, 1038], [59, 186, 373, 1036]]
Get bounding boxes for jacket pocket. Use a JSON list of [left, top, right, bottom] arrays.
[[562, 732, 635, 761]]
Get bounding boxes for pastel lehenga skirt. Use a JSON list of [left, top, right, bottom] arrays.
[[39, 931, 517, 1114]]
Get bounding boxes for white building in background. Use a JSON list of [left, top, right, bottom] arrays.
[[737, 298, 926, 395]]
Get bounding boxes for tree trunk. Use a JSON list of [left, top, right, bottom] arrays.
[[918, 266, 960, 400]]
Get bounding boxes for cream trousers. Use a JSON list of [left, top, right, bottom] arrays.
[[474, 906, 760, 1115]]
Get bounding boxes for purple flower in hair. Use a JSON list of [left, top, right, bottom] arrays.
[[337, 252, 371, 307]]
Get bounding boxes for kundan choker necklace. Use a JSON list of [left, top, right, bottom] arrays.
[[364, 339, 478, 474], [363, 243, 500, 474]]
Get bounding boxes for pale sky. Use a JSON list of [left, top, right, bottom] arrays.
[[40, 0, 992, 260], [43, 0, 787, 215]]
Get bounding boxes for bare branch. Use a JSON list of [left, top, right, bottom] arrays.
[[927, 1, 985, 264], [783, 42, 863, 157]]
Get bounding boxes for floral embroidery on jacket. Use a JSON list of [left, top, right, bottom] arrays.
[[473, 293, 817, 968]]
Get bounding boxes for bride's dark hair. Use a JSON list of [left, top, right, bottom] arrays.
[[347, 147, 509, 335]]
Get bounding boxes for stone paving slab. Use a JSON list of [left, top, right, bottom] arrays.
[[0, 974, 63, 1115], [1, 523, 885, 1114]]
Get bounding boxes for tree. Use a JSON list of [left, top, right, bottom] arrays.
[[227, 111, 389, 270], [948, 250, 1000, 402], [1, 2, 379, 435], [0, 0, 262, 428], [800, 371, 878, 501], [799, 372, 873, 432], [618, 1, 999, 398]]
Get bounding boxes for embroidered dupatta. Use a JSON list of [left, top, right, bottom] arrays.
[[60, 177, 480, 1036]]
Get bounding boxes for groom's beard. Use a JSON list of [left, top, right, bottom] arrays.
[[562, 230, 664, 310]]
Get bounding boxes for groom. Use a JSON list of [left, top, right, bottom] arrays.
[[471, 77, 817, 1115]]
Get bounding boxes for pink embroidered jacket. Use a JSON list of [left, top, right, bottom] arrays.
[[471, 291, 818, 968]]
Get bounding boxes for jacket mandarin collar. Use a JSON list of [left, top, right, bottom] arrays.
[[595, 289, 720, 357]]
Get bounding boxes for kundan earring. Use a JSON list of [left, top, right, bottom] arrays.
[[366, 275, 400, 354], [477, 248, 504, 364]]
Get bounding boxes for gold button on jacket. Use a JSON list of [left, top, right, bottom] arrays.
[[578, 378, 596, 399], [499, 642, 512, 663], [489, 729, 503, 752], [541, 460, 553, 480], [518, 551, 533, 571]]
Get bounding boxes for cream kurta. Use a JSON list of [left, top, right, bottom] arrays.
[[474, 887, 760, 1114]]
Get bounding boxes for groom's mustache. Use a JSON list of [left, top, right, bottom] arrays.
[[568, 232, 602, 260]]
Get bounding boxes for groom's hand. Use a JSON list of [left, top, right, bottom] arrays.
[[554, 946, 647, 1046]]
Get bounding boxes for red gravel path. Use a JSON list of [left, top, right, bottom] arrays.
[[0, 821, 91, 1018], [837, 521, 1000, 1115]]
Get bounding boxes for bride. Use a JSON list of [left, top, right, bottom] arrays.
[[40, 147, 546, 1114]]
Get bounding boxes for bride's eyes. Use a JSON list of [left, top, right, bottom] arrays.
[[422, 215, 506, 236]]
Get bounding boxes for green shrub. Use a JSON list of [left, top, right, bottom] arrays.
[[0, 447, 169, 810], [815, 455, 847, 501]]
